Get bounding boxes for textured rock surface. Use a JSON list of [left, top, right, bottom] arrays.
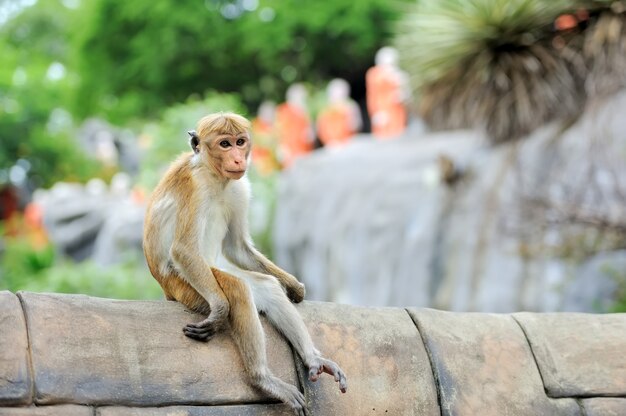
[[582, 398, 626, 416], [297, 302, 438, 416], [0, 405, 93, 416], [19, 292, 296, 406], [407, 308, 580, 416], [96, 405, 293, 416], [0, 292, 31, 406], [274, 92, 626, 312], [1, 292, 624, 415], [515, 312, 626, 397]]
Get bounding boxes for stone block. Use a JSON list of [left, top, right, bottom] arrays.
[[0, 405, 92, 416], [0, 291, 31, 405], [582, 398, 626, 416], [97, 404, 293, 415], [514, 312, 626, 397], [297, 302, 439, 416], [19, 292, 297, 406], [408, 308, 581, 416]]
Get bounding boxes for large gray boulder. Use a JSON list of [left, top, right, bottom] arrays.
[[39, 174, 144, 265], [274, 91, 626, 312]]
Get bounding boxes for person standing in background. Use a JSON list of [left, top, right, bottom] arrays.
[[366, 47, 409, 138], [276, 84, 314, 167], [317, 78, 362, 148], [251, 101, 281, 175]]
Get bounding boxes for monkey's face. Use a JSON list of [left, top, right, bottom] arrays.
[[205, 133, 251, 180]]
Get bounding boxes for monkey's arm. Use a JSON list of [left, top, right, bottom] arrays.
[[223, 220, 305, 303], [170, 207, 230, 329]]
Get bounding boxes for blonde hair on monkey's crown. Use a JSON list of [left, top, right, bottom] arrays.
[[196, 112, 251, 139]]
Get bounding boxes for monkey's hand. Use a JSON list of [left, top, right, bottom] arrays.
[[183, 295, 229, 342], [286, 280, 305, 303], [267, 265, 305, 303]]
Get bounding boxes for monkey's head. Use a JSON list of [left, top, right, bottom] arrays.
[[189, 112, 252, 180]]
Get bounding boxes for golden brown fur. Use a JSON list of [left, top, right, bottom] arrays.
[[143, 152, 216, 315]]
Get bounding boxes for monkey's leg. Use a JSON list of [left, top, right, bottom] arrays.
[[156, 272, 224, 341], [204, 268, 306, 416], [159, 273, 210, 313], [244, 271, 348, 393], [168, 245, 230, 341]]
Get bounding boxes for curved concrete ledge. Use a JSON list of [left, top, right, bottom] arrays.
[[0, 291, 625, 415]]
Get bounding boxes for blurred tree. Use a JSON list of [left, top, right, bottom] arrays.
[[73, 0, 405, 123], [0, 0, 100, 187], [395, 0, 583, 144], [1, 0, 404, 186]]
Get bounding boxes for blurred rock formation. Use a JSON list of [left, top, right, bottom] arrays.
[[274, 91, 626, 312]]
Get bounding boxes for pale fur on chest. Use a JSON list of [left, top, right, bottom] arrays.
[[194, 176, 250, 264], [151, 171, 250, 275]]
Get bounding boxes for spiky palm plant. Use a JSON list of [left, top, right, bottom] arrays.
[[583, 1, 626, 95], [396, 0, 586, 144]]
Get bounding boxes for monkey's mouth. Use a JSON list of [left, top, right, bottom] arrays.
[[226, 170, 246, 174]]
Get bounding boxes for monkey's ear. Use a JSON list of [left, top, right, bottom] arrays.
[[187, 130, 199, 154]]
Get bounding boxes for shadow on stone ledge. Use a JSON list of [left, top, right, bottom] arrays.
[[0, 291, 624, 415]]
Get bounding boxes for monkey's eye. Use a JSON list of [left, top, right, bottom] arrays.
[[236, 138, 246, 146], [219, 140, 231, 148]]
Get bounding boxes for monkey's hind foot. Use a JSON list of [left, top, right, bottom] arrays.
[[254, 375, 306, 416], [308, 358, 348, 393], [182, 316, 226, 342]]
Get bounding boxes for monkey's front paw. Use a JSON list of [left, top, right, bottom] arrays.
[[287, 282, 306, 303], [182, 316, 225, 342]]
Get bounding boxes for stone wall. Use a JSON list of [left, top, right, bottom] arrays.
[[1, 291, 625, 415]]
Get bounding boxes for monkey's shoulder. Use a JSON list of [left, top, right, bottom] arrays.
[[153, 153, 194, 190]]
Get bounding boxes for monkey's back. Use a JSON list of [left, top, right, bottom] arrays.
[[143, 153, 195, 285]]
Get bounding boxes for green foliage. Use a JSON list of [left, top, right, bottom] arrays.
[[604, 263, 626, 312], [613, 296, 626, 312], [21, 259, 163, 300], [0, 232, 162, 300], [247, 169, 279, 258], [1, 0, 403, 185], [0, 0, 405, 299], [0, 236, 55, 290], [73, 0, 405, 122], [0, 0, 103, 186]]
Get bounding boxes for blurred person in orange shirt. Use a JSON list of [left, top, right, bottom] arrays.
[[366, 46, 409, 139], [251, 101, 281, 175], [276, 84, 314, 167], [316, 78, 362, 148]]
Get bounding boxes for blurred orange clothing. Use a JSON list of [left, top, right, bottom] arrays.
[[23, 202, 48, 248], [251, 117, 281, 175], [252, 117, 273, 137], [317, 104, 355, 147], [275, 103, 312, 167], [366, 65, 407, 138]]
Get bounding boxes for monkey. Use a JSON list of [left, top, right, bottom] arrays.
[[438, 154, 464, 186], [143, 112, 347, 415]]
